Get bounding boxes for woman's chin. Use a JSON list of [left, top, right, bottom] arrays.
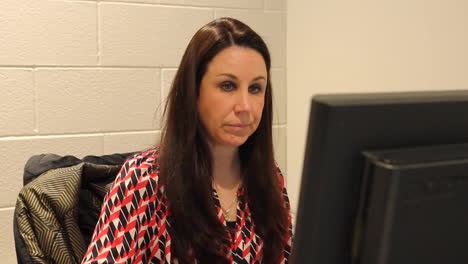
[[214, 135, 249, 148]]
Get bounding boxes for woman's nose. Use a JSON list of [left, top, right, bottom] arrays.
[[234, 89, 252, 113]]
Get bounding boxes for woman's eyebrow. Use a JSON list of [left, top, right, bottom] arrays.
[[216, 73, 266, 81], [252, 76, 266, 82], [216, 73, 237, 79]]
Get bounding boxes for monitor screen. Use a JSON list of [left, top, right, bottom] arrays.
[[291, 90, 468, 264]]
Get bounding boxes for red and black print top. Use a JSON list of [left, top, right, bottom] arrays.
[[81, 147, 293, 264]]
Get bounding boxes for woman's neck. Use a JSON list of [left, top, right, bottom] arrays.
[[209, 144, 241, 188]]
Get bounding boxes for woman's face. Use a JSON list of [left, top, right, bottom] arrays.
[[198, 46, 267, 148]]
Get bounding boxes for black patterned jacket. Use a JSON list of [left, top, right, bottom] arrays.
[[14, 153, 132, 264]]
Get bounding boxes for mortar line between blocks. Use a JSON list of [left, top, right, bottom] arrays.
[[101, 136, 106, 155], [32, 68, 39, 134], [91, 1, 216, 10], [100, 1, 262, 10], [0, 65, 164, 69], [160, 68, 164, 113], [53, 0, 265, 11], [0, 129, 162, 140], [156, 68, 164, 130], [97, 2, 101, 65]]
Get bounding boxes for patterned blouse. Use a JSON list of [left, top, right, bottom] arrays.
[[81, 147, 293, 264]]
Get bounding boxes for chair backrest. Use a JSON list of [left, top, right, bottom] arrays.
[[14, 153, 133, 264]]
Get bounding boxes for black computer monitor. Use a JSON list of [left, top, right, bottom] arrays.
[[291, 91, 468, 264]]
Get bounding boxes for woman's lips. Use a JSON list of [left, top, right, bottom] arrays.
[[225, 124, 250, 132], [226, 123, 249, 127]]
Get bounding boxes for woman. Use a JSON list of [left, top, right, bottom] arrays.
[[81, 17, 292, 264]]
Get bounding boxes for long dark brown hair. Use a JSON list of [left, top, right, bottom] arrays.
[[159, 17, 289, 263]]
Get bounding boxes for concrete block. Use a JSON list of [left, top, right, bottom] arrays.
[[0, 135, 103, 208], [160, 0, 262, 9], [0, 69, 35, 136], [271, 68, 286, 125], [0, 0, 97, 65], [273, 126, 286, 175], [215, 9, 286, 67], [36, 68, 160, 134], [159, 68, 178, 123], [104, 131, 161, 154], [264, 0, 286, 11], [100, 3, 213, 67], [0, 209, 15, 263], [161, 68, 177, 103], [161, 69, 177, 103]]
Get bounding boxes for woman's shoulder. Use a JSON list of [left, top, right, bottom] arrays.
[[116, 146, 161, 185], [125, 146, 160, 167]]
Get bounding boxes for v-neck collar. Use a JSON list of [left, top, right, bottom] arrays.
[[212, 186, 245, 229]]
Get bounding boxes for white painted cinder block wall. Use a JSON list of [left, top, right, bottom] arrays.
[[0, 0, 286, 262]]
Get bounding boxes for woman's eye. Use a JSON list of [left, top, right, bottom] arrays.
[[249, 84, 262, 94], [220, 81, 236, 91]]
